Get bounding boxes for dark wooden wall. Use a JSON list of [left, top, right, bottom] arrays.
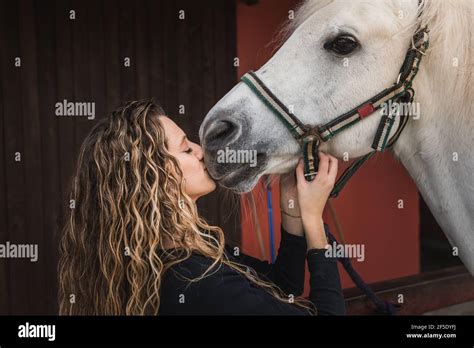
[[0, 0, 239, 314]]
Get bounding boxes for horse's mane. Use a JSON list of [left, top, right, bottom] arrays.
[[273, 0, 473, 105], [418, 0, 473, 104]]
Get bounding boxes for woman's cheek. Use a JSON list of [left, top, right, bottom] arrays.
[[178, 155, 191, 175]]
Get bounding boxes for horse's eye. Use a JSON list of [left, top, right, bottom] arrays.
[[324, 35, 359, 56]]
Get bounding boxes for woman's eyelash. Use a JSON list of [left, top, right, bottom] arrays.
[[185, 147, 192, 153]]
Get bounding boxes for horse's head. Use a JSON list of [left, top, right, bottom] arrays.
[[200, 0, 422, 192]]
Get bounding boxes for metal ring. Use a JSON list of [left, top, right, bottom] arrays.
[[304, 171, 318, 177]]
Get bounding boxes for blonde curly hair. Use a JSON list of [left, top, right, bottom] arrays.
[[58, 100, 317, 315]]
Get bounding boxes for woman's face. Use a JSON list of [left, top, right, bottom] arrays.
[[159, 116, 216, 201]]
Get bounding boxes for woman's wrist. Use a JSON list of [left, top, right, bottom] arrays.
[[302, 216, 328, 250], [301, 209, 323, 224]]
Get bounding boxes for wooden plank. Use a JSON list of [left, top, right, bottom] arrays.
[[134, 0, 149, 99], [1, 0, 29, 314], [72, 0, 93, 147], [118, 0, 136, 101], [55, 0, 76, 213], [162, 0, 179, 114], [18, 0, 46, 315], [0, 0, 242, 316], [424, 300, 474, 315], [147, 0, 165, 104], [344, 266, 474, 315], [200, 0, 216, 113], [89, 0, 107, 121], [174, 0, 192, 137], [0, 0, 11, 315], [103, 0, 121, 111], [213, 0, 237, 99], [35, 0, 61, 315]]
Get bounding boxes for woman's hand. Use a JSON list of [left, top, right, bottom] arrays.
[[295, 152, 338, 249], [279, 171, 304, 236]]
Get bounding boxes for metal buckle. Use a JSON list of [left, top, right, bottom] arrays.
[[301, 127, 322, 143], [304, 171, 318, 178]]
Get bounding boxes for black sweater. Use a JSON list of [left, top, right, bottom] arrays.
[[158, 224, 346, 315]]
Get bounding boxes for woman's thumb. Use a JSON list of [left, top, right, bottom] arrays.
[[295, 159, 305, 184]]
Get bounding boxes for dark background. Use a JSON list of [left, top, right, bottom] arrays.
[[0, 0, 239, 315]]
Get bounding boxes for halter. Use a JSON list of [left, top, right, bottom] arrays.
[[241, 27, 429, 198]]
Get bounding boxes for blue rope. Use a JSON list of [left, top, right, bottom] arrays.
[[325, 229, 399, 315], [266, 182, 276, 263]]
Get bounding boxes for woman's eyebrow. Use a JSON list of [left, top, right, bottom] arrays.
[[180, 135, 187, 146]]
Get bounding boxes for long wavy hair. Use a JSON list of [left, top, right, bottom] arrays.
[[58, 100, 317, 315]]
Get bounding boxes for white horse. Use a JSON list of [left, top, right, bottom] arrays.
[[199, 0, 474, 274]]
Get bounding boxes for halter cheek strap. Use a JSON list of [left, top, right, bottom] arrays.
[[240, 27, 429, 197]]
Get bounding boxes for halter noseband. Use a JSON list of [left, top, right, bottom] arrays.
[[241, 26, 429, 198]]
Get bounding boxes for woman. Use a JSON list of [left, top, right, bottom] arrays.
[[58, 100, 345, 315]]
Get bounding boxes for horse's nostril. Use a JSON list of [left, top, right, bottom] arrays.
[[204, 119, 239, 149]]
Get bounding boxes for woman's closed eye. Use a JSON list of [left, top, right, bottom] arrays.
[[185, 147, 193, 154]]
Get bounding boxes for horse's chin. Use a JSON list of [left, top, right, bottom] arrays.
[[221, 176, 261, 193], [204, 152, 268, 193], [214, 166, 263, 193], [215, 155, 299, 192]]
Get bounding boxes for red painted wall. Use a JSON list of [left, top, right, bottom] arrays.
[[236, 0, 420, 293]]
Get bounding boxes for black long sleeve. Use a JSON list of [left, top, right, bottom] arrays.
[[159, 224, 346, 315], [224, 225, 307, 296], [307, 242, 346, 315]]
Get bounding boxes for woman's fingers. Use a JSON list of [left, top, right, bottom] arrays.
[[295, 158, 305, 184], [327, 154, 338, 182], [296, 152, 338, 186], [317, 151, 329, 177], [296, 152, 337, 221]]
